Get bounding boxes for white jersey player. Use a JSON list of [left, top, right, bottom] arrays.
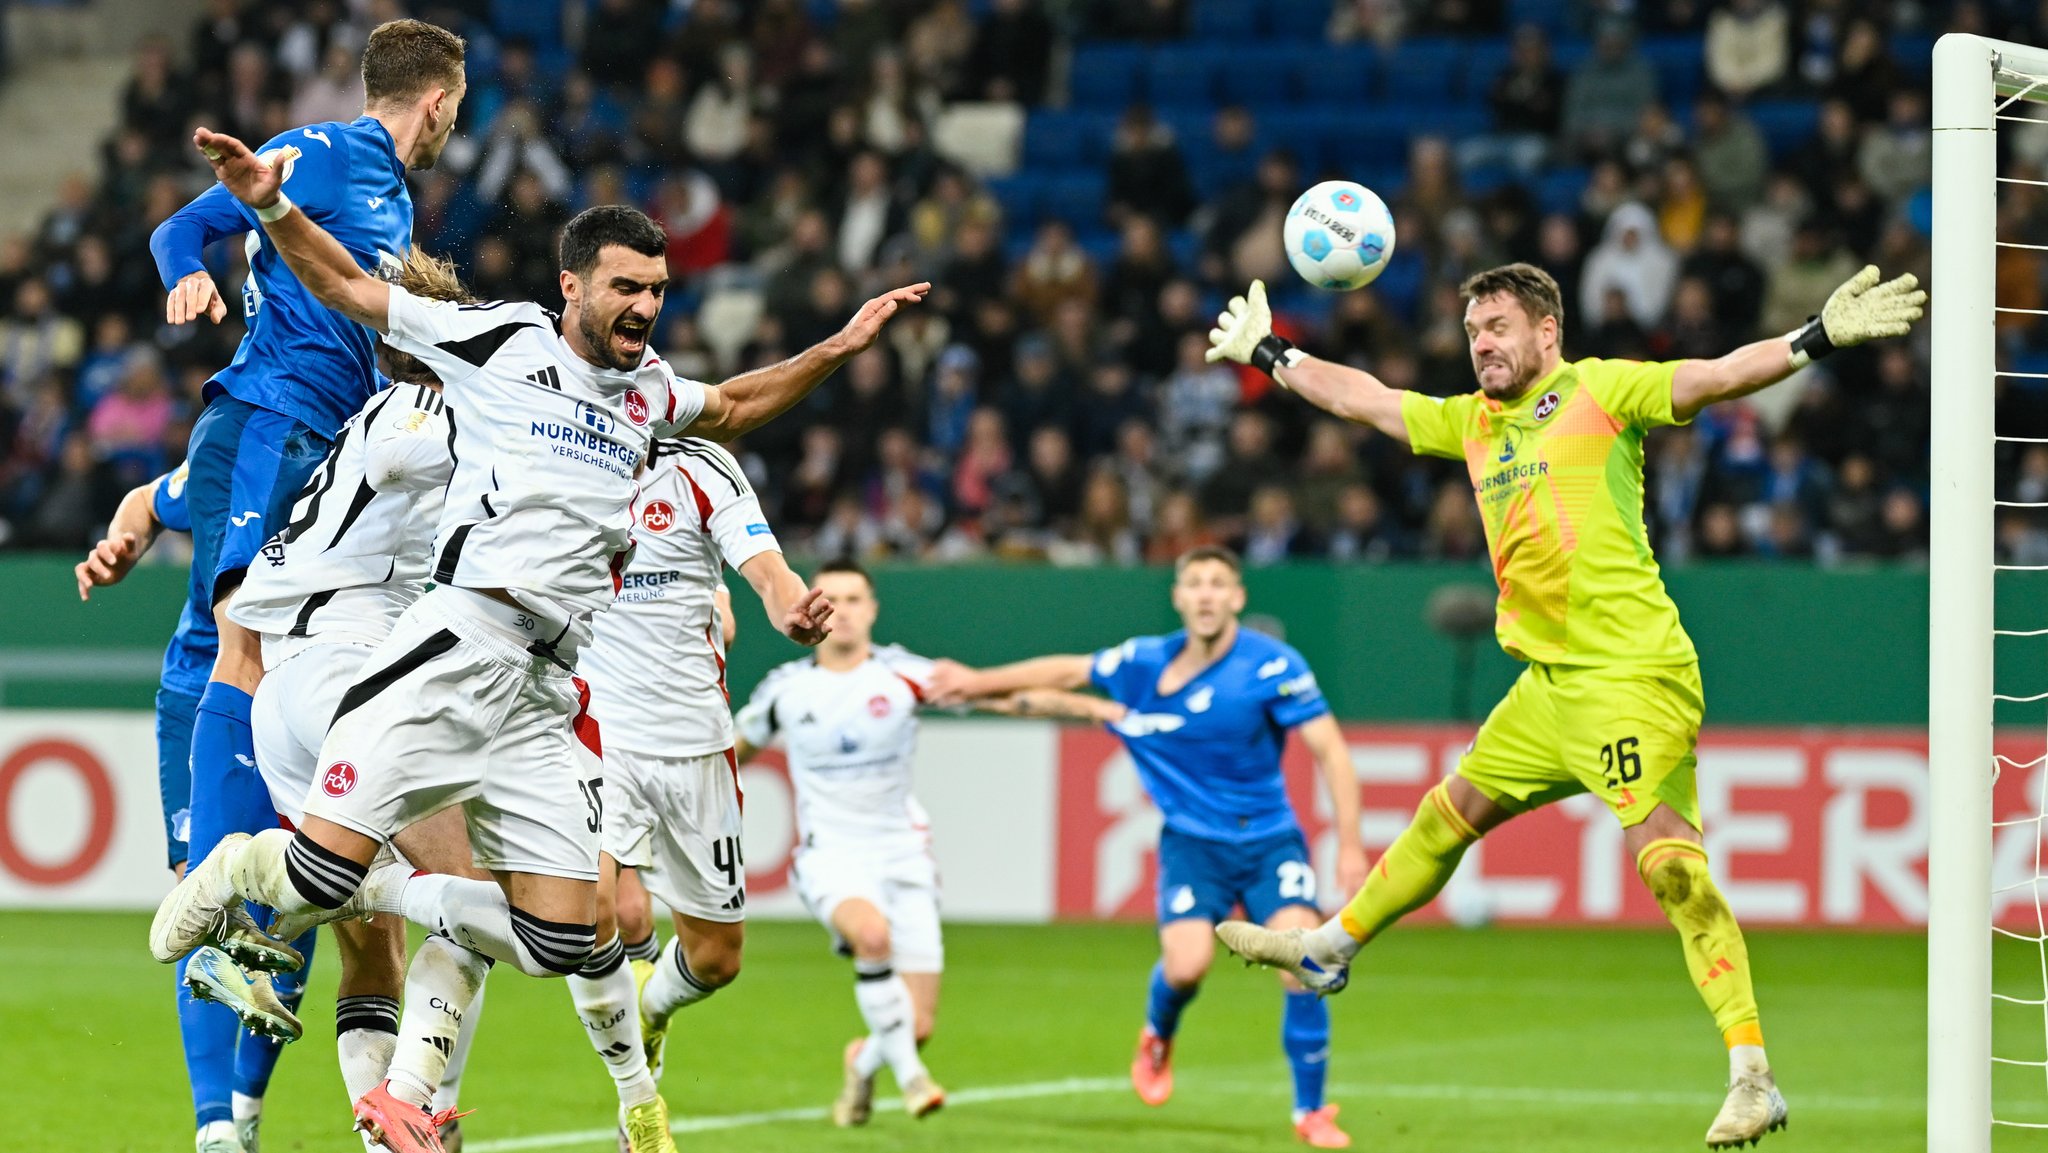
[[564, 438, 829, 1124], [204, 250, 491, 1149], [154, 130, 924, 1153], [733, 561, 1118, 1127]]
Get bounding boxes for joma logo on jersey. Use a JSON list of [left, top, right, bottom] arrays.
[[642, 500, 677, 533], [623, 389, 650, 426], [576, 401, 614, 435]]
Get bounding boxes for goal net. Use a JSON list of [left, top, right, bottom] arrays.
[[1933, 32, 2048, 1153]]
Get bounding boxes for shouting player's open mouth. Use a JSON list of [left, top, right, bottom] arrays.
[[614, 316, 651, 359]]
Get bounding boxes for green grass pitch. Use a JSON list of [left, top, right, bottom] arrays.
[[0, 914, 1952, 1151]]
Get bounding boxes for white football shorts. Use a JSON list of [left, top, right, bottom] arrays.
[[252, 640, 374, 826], [603, 747, 745, 923], [301, 586, 603, 881], [791, 833, 943, 973]]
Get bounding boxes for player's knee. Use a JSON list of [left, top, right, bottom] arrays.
[[1161, 952, 1209, 989], [509, 905, 597, 978], [1635, 842, 1721, 915], [845, 922, 892, 962], [687, 945, 742, 988]]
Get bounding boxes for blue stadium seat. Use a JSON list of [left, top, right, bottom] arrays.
[[1042, 169, 1109, 230], [1370, 251, 1426, 321], [1534, 167, 1590, 216], [1378, 37, 1464, 103], [1294, 45, 1375, 104], [491, 0, 562, 47], [987, 173, 1044, 232], [1463, 164, 1516, 196], [1190, 0, 1262, 41], [1549, 37, 1592, 75], [1218, 47, 1301, 107], [1187, 149, 1259, 198], [1465, 39, 1513, 100], [1070, 43, 1145, 108], [1166, 228, 1203, 270], [1269, 0, 1332, 41], [1261, 109, 1333, 171], [1023, 112, 1092, 168], [1507, 0, 1571, 35], [1076, 230, 1122, 268], [1747, 101, 1821, 160], [1640, 35, 1703, 108], [1145, 46, 1222, 109], [1892, 33, 1935, 81]]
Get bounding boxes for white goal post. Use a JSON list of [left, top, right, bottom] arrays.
[[1931, 31, 2048, 1153]]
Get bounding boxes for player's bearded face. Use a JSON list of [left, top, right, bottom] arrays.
[[1464, 295, 1547, 400], [568, 249, 667, 371]]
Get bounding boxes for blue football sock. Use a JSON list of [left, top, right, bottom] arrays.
[[177, 952, 240, 1128], [188, 682, 273, 863], [233, 927, 317, 1099], [1146, 961, 1199, 1040], [1282, 989, 1331, 1115]]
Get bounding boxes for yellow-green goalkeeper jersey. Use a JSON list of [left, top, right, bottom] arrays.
[[1400, 357, 1697, 668]]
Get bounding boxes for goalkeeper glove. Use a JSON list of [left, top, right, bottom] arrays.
[[1786, 264, 1928, 368], [1207, 280, 1307, 380]]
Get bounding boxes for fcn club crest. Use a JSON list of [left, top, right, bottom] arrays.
[[642, 500, 676, 533], [624, 389, 650, 426], [322, 761, 358, 797], [1534, 391, 1561, 422]]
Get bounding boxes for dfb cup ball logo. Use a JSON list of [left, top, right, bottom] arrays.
[[322, 761, 358, 798]]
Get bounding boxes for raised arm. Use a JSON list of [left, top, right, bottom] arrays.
[[1206, 279, 1410, 442], [1670, 265, 1925, 422], [685, 283, 929, 440], [75, 480, 168, 600], [150, 182, 247, 326], [925, 654, 1094, 705], [736, 551, 834, 646], [191, 127, 391, 331], [1296, 713, 1368, 898]]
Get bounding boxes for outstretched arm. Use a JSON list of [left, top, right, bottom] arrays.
[[686, 283, 930, 440], [191, 127, 391, 331], [925, 654, 1094, 705], [75, 481, 166, 600], [1297, 713, 1369, 898], [736, 551, 834, 646], [973, 688, 1128, 725], [1671, 265, 1925, 422], [1207, 279, 1411, 443]]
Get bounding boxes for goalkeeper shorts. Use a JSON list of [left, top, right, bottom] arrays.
[[1455, 661, 1704, 830]]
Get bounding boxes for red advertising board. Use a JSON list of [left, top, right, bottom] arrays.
[[1055, 724, 2039, 928]]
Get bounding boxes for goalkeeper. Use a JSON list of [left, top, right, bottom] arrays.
[[1207, 262, 1923, 1150]]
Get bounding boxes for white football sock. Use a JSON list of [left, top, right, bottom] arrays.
[[853, 1034, 886, 1079], [335, 995, 401, 1101], [1730, 1044, 1770, 1080], [852, 959, 925, 1086], [394, 873, 595, 977], [230, 1091, 261, 1128], [641, 936, 719, 1026], [567, 936, 657, 1106], [1311, 917, 1365, 961], [431, 980, 485, 1113], [385, 935, 490, 1108]]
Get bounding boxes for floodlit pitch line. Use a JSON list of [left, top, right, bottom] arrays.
[[464, 1076, 1131, 1152], [465, 1069, 1949, 1152]]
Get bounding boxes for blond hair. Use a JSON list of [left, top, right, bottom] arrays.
[[381, 248, 472, 384]]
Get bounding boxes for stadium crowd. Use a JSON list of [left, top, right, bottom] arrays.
[[0, 0, 2005, 566]]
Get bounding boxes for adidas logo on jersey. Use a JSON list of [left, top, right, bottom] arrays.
[[526, 364, 562, 390], [720, 893, 745, 911]]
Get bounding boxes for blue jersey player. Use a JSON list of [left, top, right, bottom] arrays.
[[138, 20, 465, 1153], [75, 466, 313, 1153], [927, 546, 1368, 1149]]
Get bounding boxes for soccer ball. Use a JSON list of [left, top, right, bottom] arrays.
[[1283, 180, 1395, 291]]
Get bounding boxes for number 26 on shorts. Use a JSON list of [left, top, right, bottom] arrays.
[[1600, 736, 1642, 790]]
